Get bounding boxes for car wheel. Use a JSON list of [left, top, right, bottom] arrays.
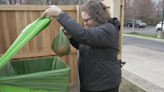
[[137, 25, 140, 28], [157, 28, 161, 31], [127, 24, 131, 27]]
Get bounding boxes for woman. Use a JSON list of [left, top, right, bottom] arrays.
[[41, 1, 121, 92]]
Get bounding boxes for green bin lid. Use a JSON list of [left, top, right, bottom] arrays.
[[0, 17, 52, 67]]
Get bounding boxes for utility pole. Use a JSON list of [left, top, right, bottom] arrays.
[[158, 0, 164, 38], [161, 0, 164, 31]]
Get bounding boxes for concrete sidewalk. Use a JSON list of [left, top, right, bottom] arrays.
[[122, 34, 164, 92]]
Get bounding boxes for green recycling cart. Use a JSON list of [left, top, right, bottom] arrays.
[[0, 57, 71, 92], [0, 17, 71, 92]]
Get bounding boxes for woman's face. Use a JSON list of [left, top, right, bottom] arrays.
[[81, 11, 94, 28]]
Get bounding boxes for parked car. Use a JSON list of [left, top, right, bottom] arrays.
[[127, 19, 147, 28], [155, 21, 164, 31]]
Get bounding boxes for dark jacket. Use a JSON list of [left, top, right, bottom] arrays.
[[57, 12, 121, 91]]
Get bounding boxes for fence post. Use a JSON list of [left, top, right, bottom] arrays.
[[76, 5, 83, 87]]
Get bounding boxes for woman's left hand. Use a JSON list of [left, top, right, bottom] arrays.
[[41, 5, 62, 18]]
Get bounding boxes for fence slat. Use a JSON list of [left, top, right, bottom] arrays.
[[7, 11, 17, 45], [40, 11, 51, 52], [3, 11, 12, 50], [31, 11, 41, 52], [0, 11, 7, 53], [26, 11, 35, 52], [49, 19, 57, 45], [15, 11, 29, 53]]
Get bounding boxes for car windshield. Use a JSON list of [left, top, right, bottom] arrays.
[[136, 20, 142, 23]]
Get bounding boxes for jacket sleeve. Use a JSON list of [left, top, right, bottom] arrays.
[[69, 38, 79, 50], [57, 12, 119, 48]]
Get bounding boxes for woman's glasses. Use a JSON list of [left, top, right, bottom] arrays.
[[82, 17, 92, 23]]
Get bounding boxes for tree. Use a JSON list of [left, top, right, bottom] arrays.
[[124, 0, 141, 32], [124, 0, 132, 18], [156, 0, 163, 18], [136, 0, 156, 20], [0, 0, 102, 5], [0, 0, 25, 4], [124, 0, 158, 30], [132, 0, 140, 32]]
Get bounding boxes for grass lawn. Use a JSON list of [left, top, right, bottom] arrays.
[[123, 32, 164, 39], [120, 77, 146, 92]]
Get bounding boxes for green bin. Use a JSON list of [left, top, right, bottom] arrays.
[[0, 17, 71, 92], [0, 57, 71, 92]]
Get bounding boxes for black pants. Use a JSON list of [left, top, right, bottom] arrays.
[[80, 86, 119, 92]]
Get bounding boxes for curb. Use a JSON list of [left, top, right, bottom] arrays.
[[123, 34, 164, 42]]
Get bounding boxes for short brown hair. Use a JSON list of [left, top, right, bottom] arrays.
[[81, 0, 111, 27]]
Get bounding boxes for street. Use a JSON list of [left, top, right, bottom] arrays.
[[124, 26, 157, 35], [123, 36, 164, 52]]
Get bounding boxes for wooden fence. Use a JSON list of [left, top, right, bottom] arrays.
[[0, 0, 125, 87]]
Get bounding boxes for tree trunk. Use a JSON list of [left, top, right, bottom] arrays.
[[80, 0, 83, 4], [9, 0, 13, 4], [16, 0, 20, 5], [52, 0, 58, 5], [20, 0, 24, 4], [71, 0, 78, 5], [0, 0, 6, 4], [157, 8, 160, 18], [132, 16, 135, 32]]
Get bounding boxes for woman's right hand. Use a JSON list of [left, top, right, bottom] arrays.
[[60, 27, 72, 39], [41, 5, 62, 18]]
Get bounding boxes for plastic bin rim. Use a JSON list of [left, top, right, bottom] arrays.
[[0, 67, 70, 80]]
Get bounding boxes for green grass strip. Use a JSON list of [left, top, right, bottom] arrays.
[[123, 32, 164, 39], [120, 77, 146, 92]]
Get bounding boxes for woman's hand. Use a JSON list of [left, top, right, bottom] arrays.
[[41, 5, 62, 18], [60, 27, 72, 39]]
